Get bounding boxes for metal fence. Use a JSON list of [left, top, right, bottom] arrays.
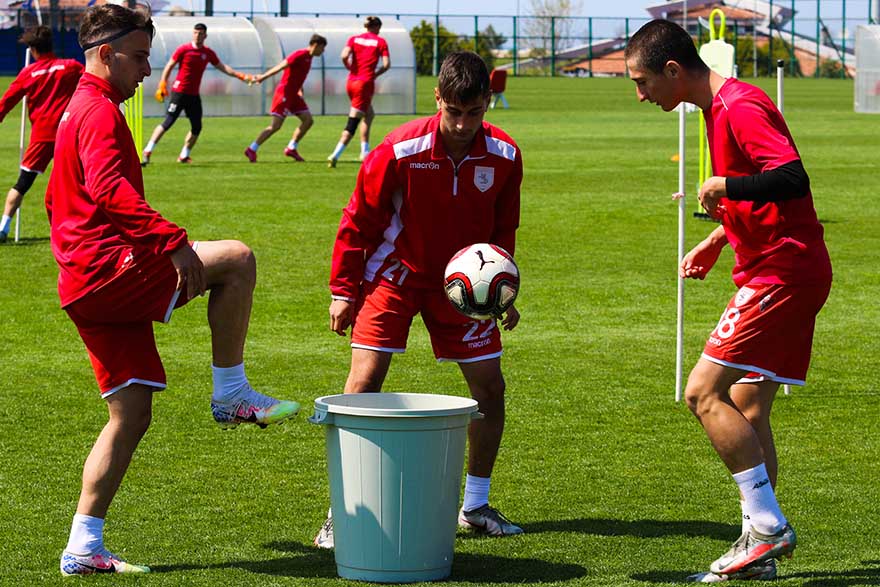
[[2, 0, 875, 78]]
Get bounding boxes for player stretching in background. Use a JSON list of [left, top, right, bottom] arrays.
[[142, 22, 249, 165], [327, 16, 389, 167], [0, 26, 82, 243], [315, 52, 523, 549], [244, 34, 327, 163], [625, 20, 832, 583], [54, 5, 299, 575]]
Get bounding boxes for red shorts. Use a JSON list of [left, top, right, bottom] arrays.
[[21, 140, 54, 173], [270, 92, 309, 118], [346, 78, 375, 113], [351, 279, 503, 363], [65, 248, 192, 397], [702, 281, 831, 385]]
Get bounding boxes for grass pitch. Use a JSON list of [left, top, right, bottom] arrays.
[[1, 75, 878, 586]]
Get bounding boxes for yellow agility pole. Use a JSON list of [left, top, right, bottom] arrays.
[[124, 83, 143, 152]]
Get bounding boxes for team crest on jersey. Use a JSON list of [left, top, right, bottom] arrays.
[[474, 166, 494, 192], [735, 286, 755, 307]]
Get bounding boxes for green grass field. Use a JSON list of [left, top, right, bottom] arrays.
[[1, 75, 878, 586]]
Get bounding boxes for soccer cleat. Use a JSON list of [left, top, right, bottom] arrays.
[[211, 385, 300, 429], [284, 147, 305, 161], [458, 504, 524, 536], [358, 151, 369, 162], [710, 524, 796, 576], [0, 232, 7, 243], [140, 151, 151, 167], [686, 559, 777, 583], [60, 549, 150, 575], [327, 157, 337, 168], [314, 517, 334, 549], [177, 156, 193, 164], [244, 147, 257, 163]]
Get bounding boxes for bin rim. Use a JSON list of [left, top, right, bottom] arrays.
[[313, 392, 478, 418]]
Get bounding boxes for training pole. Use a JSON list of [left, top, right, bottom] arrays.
[[777, 58, 792, 397], [14, 1, 42, 243], [675, 105, 686, 402]]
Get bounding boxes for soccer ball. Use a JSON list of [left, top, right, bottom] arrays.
[[443, 243, 519, 320]]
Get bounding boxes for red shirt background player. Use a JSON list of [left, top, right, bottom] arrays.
[[314, 52, 524, 551], [54, 5, 299, 576], [626, 20, 831, 580], [243, 34, 327, 163], [141, 22, 249, 165], [0, 26, 82, 243], [327, 16, 391, 166]]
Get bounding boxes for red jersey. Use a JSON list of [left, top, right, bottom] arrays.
[[330, 112, 522, 299], [706, 78, 831, 287], [275, 48, 312, 99], [0, 54, 82, 142], [46, 73, 188, 307], [170, 43, 219, 95], [346, 32, 389, 82]]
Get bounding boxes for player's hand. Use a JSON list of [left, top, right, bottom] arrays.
[[154, 80, 168, 102], [680, 239, 723, 280], [329, 299, 355, 336], [500, 304, 520, 331], [169, 245, 207, 300], [698, 176, 727, 219]]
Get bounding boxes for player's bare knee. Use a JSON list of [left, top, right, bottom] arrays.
[[228, 241, 256, 287], [684, 382, 712, 417]]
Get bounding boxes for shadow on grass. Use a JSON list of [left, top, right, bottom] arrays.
[[151, 540, 588, 583], [1, 236, 49, 246], [632, 561, 880, 585], [517, 518, 739, 541]]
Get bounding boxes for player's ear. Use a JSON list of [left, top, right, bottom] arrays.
[[434, 87, 441, 110], [664, 60, 681, 78], [98, 43, 114, 66]]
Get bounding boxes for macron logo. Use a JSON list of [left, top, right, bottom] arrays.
[[409, 162, 439, 170]]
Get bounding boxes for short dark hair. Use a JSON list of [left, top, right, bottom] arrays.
[[309, 34, 327, 46], [438, 51, 491, 104], [19, 25, 52, 54], [79, 4, 152, 50], [624, 19, 708, 74], [364, 16, 382, 30], [194, 23, 207, 32]]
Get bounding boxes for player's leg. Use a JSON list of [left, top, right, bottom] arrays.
[[193, 240, 299, 428], [328, 108, 362, 167], [177, 96, 202, 163], [142, 94, 184, 165], [359, 105, 375, 160], [284, 111, 311, 161], [344, 347, 392, 393], [685, 360, 794, 575], [246, 115, 284, 162], [731, 380, 779, 484], [61, 383, 154, 575], [0, 170, 37, 242], [455, 357, 522, 536]]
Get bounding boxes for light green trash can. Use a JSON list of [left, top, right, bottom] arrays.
[[309, 392, 479, 583]]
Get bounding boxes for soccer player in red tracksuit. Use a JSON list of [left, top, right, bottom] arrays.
[[243, 34, 327, 163], [51, 5, 298, 576], [314, 52, 523, 549], [141, 22, 249, 165], [327, 15, 390, 167], [0, 26, 82, 243], [626, 20, 832, 582]]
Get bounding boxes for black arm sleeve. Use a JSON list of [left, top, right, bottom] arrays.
[[725, 159, 810, 202]]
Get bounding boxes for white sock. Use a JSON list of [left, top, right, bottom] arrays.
[[144, 140, 156, 153], [211, 363, 248, 402], [0, 215, 11, 234], [330, 141, 346, 160], [733, 463, 786, 535], [462, 474, 490, 512], [65, 513, 104, 555], [740, 499, 751, 535], [360, 141, 370, 154], [288, 140, 298, 150], [249, 141, 260, 152], [179, 146, 191, 159]]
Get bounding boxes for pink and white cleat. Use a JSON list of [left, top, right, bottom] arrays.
[[60, 549, 150, 575]]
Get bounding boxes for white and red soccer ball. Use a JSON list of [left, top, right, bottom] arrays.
[[443, 243, 520, 320]]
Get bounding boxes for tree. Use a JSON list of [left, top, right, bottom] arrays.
[[410, 20, 463, 75], [521, 0, 582, 56]]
